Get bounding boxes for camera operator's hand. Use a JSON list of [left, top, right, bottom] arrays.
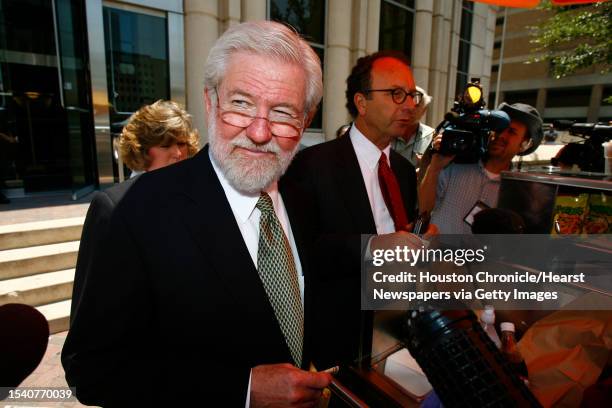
[[429, 133, 455, 171], [418, 133, 455, 214]]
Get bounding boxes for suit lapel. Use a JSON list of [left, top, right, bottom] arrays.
[[390, 150, 417, 221], [279, 178, 311, 276], [179, 147, 292, 361], [335, 136, 377, 233]]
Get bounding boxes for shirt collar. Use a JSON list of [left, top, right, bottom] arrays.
[[396, 123, 423, 148], [209, 149, 280, 223], [129, 169, 144, 179], [479, 160, 501, 181], [349, 124, 392, 169]]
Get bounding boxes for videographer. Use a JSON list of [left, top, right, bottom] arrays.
[[419, 102, 543, 234]]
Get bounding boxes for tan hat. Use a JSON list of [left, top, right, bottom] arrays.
[[498, 102, 543, 156]]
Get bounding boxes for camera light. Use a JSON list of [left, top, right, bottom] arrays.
[[466, 86, 482, 105]]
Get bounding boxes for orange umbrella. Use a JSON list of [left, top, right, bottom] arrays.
[[470, 0, 606, 8]]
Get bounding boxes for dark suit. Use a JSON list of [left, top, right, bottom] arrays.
[[286, 133, 417, 368], [62, 147, 315, 406], [69, 177, 137, 322]]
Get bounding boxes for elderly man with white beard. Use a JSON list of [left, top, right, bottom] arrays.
[[62, 21, 332, 407]]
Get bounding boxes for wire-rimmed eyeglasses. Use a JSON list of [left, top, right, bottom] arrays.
[[215, 89, 304, 139]]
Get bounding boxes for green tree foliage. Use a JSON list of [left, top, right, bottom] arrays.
[[529, 0, 611, 83]]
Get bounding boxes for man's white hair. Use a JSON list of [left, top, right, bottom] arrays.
[[415, 85, 432, 121], [203, 21, 323, 116], [416, 86, 432, 108]]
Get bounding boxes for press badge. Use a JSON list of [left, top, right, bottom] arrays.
[[464, 200, 490, 227]]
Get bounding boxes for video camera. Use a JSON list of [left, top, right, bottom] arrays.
[[553, 120, 612, 172], [435, 78, 510, 163]]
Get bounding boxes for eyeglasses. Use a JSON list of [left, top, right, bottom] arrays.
[[215, 89, 304, 139], [364, 88, 423, 105]]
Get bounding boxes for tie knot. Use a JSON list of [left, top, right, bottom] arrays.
[[379, 152, 389, 166], [256, 192, 274, 215]]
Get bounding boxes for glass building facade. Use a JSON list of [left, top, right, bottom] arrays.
[[0, 0, 182, 197], [0, 0, 498, 197], [0, 0, 95, 195]]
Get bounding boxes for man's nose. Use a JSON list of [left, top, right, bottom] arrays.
[[246, 117, 273, 144], [400, 97, 416, 110], [399, 104, 416, 119]]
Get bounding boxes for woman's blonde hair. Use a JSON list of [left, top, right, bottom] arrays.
[[118, 100, 199, 171]]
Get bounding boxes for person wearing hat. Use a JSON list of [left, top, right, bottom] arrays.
[[418, 102, 543, 234]]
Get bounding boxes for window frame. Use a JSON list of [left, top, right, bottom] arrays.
[[102, 1, 170, 116], [455, 0, 474, 95], [267, 0, 327, 132], [378, 0, 416, 61]]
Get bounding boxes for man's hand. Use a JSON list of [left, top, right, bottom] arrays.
[[370, 230, 425, 252], [421, 222, 439, 240], [418, 133, 455, 213], [429, 133, 455, 171], [251, 363, 332, 408]]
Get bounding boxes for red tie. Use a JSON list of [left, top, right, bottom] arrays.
[[378, 152, 409, 231]]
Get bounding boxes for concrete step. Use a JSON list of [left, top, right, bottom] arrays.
[[0, 241, 79, 280], [38, 299, 72, 334], [0, 268, 75, 307], [0, 217, 85, 250]]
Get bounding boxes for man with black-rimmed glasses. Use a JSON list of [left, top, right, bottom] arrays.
[[286, 50, 436, 368]]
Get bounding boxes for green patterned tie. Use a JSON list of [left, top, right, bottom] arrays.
[[256, 192, 304, 366]]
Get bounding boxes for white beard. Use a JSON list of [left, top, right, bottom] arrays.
[[208, 106, 300, 195]]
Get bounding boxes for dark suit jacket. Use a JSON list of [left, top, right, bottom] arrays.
[[286, 134, 417, 368], [69, 177, 137, 323], [62, 147, 315, 406]]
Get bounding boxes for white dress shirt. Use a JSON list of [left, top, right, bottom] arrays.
[[209, 150, 304, 303], [349, 125, 396, 234], [209, 150, 303, 407]]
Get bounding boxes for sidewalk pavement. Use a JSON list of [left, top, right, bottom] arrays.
[[1, 331, 91, 408], [1, 193, 94, 407], [0, 193, 93, 226]]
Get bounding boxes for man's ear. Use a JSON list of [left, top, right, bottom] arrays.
[[520, 138, 533, 153], [354, 93, 367, 116]]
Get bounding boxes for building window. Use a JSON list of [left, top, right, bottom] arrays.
[[547, 87, 591, 108], [269, 0, 325, 130], [455, 1, 474, 95], [379, 0, 415, 59], [0, 0, 96, 192], [103, 5, 169, 121], [491, 64, 499, 73], [495, 16, 504, 26], [602, 86, 612, 105], [488, 92, 496, 108], [504, 90, 538, 108], [493, 40, 501, 49]]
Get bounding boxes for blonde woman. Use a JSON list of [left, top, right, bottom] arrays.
[[67, 100, 198, 320], [118, 100, 199, 176]]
